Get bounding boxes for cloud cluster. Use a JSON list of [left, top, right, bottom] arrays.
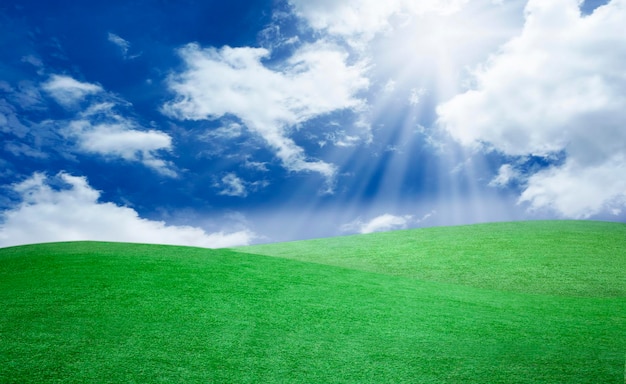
[[438, 0, 626, 218], [163, 41, 369, 185], [0, 173, 255, 248], [43, 76, 176, 176]]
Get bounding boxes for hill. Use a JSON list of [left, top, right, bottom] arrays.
[[236, 220, 626, 297], [1, 221, 624, 382]]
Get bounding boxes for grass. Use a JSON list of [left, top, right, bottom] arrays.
[[0, 220, 624, 382]]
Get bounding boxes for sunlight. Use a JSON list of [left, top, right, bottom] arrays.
[[339, 0, 529, 226], [372, 0, 525, 102]]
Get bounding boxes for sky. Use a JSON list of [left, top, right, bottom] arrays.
[[1, 0, 624, 248]]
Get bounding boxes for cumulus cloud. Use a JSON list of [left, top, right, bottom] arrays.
[[41, 75, 103, 107], [519, 155, 626, 218], [0, 172, 256, 248], [162, 41, 369, 186], [64, 119, 175, 177], [437, 0, 626, 218]]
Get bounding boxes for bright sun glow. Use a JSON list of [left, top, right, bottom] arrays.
[[372, 1, 525, 101]]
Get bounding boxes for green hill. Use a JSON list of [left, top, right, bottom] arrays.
[[236, 220, 626, 297], [1, 220, 624, 383]]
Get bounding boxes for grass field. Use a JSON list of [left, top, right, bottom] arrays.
[[1, 220, 625, 382]]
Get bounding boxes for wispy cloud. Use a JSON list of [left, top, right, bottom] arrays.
[[107, 32, 141, 59], [0, 172, 256, 248], [108, 33, 130, 55], [438, 0, 626, 218], [41, 75, 103, 107]]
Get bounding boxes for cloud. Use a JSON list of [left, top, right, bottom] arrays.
[[21, 54, 44, 69], [217, 173, 248, 197], [0, 99, 29, 138], [162, 41, 369, 186], [342, 213, 414, 234], [41, 75, 103, 107], [0, 172, 256, 248], [4, 142, 48, 159], [216, 173, 269, 197], [39, 76, 176, 176], [409, 87, 427, 106], [107, 32, 141, 59], [286, 0, 525, 113], [489, 164, 518, 187], [519, 155, 626, 218], [287, 0, 469, 45], [107, 33, 130, 56], [200, 122, 244, 140], [63, 119, 175, 177], [437, 0, 626, 218]]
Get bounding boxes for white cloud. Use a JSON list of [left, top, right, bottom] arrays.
[[287, 0, 470, 45], [64, 119, 175, 177], [519, 155, 626, 218], [409, 87, 427, 106], [342, 213, 413, 234], [489, 164, 518, 187], [108, 33, 130, 56], [217, 173, 248, 197], [244, 159, 269, 172], [107, 33, 140, 60], [200, 122, 244, 140], [287, 0, 525, 112], [216, 173, 269, 197], [437, 0, 626, 218], [38, 85, 177, 176], [0, 172, 256, 248], [162, 41, 369, 186], [41, 75, 103, 107]]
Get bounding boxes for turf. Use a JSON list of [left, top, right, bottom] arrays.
[[0, 221, 625, 383]]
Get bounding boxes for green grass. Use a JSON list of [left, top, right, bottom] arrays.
[[1, 220, 625, 383], [236, 220, 626, 297]]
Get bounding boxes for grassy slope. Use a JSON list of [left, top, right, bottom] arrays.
[[0, 221, 624, 383], [236, 220, 626, 297]]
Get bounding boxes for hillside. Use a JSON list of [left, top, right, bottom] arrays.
[[236, 220, 626, 297], [1, 221, 625, 383]]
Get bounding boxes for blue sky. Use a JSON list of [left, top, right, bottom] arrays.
[[1, 0, 624, 247]]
